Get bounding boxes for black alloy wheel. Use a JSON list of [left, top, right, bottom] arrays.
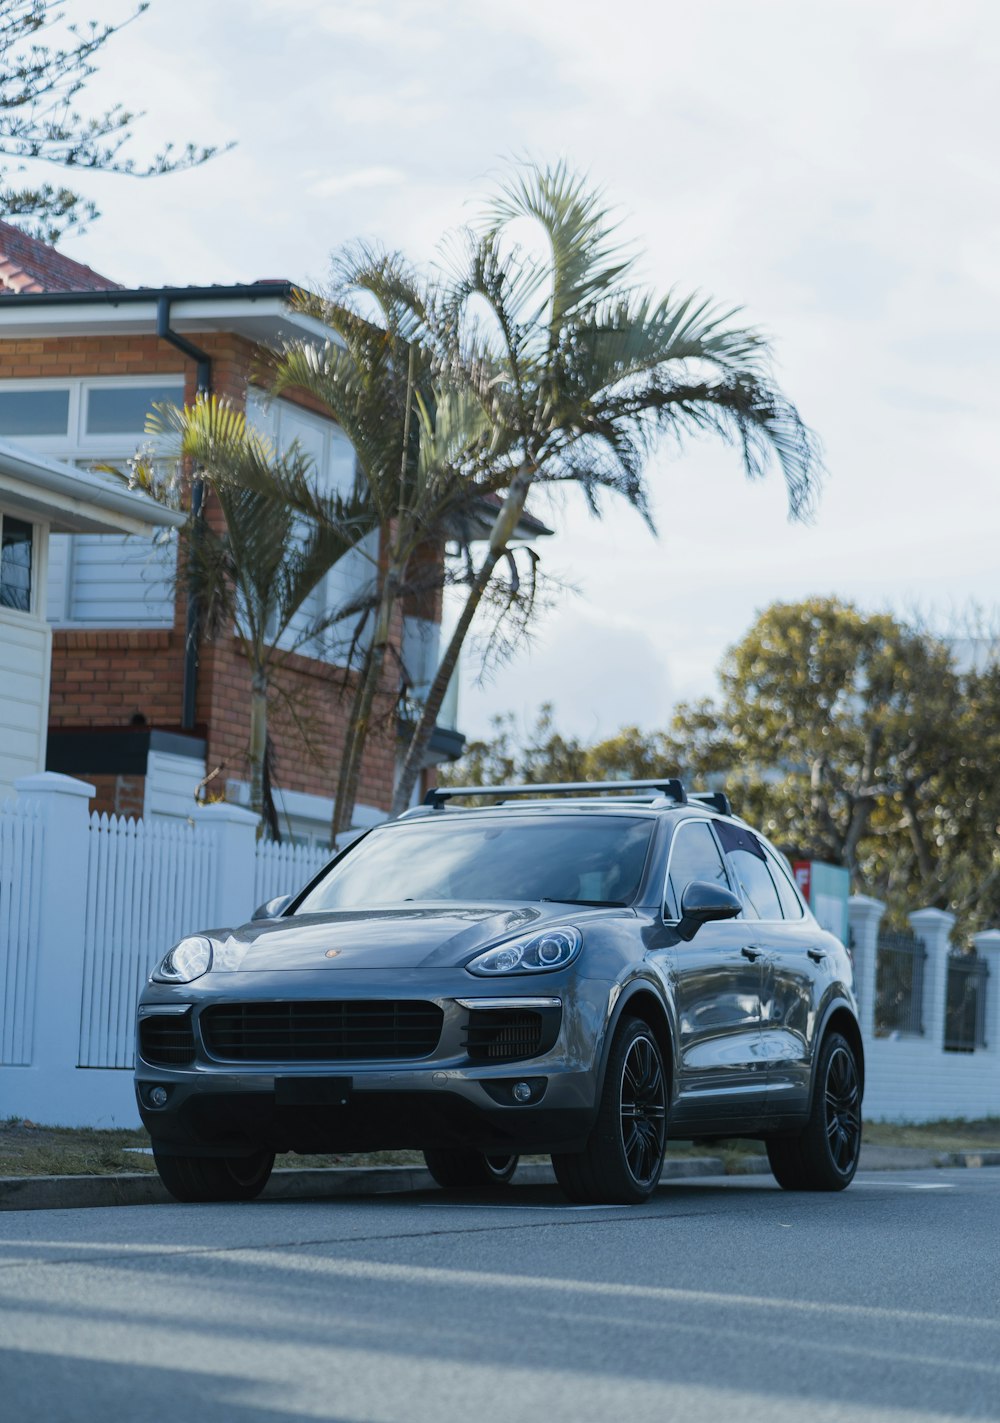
[[766, 1030, 862, 1191], [553, 1016, 667, 1205], [422, 1149, 519, 1189], [152, 1148, 275, 1203]]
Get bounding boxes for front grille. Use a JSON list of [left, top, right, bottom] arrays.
[[200, 1000, 444, 1062], [464, 1008, 546, 1063], [139, 1013, 195, 1065]]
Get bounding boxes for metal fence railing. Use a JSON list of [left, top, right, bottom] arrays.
[[944, 952, 989, 1053], [874, 929, 927, 1036]]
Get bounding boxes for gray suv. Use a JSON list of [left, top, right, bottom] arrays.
[[135, 779, 863, 1204]]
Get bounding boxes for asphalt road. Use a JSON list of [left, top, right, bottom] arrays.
[[1, 1169, 999, 1423]]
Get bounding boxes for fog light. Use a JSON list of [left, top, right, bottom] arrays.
[[512, 1081, 533, 1103], [149, 1086, 169, 1108]]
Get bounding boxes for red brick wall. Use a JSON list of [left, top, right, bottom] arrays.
[[0, 328, 412, 816]]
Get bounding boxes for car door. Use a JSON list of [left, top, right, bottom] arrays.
[[715, 823, 819, 1120], [650, 818, 767, 1131], [757, 841, 827, 1119]]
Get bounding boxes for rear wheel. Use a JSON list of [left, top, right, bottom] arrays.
[[766, 1031, 862, 1191], [153, 1149, 275, 1203], [422, 1149, 519, 1189], [552, 1016, 667, 1205]]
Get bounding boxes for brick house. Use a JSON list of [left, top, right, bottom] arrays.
[[0, 220, 479, 842]]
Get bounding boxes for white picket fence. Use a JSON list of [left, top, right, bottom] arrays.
[[0, 773, 336, 1124], [0, 797, 44, 1067], [79, 813, 220, 1070], [254, 837, 332, 909]]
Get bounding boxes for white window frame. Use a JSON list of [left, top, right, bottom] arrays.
[[0, 375, 185, 628], [0, 510, 44, 622]]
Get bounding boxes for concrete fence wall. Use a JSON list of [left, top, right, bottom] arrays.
[[2, 772, 999, 1129], [848, 896, 1000, 1122]]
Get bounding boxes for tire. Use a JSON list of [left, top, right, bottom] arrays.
[[766, 1031, 862, 1191], [422, 1149, 519, 1189], [153, 1148, 275, 1203], [552, 1016, 667, 1205]]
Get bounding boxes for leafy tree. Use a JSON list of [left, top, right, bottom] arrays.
[[391, 162, 823, 814], [664, 599, 962, 892], [442, 600, 1000, 934], [140, 397, 375, 833], [0, 1, 224, 240]]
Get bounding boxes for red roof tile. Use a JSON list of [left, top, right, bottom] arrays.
[[0, 219, 121, 295]]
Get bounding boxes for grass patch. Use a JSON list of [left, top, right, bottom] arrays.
[[6, 1115, 997, 1180], [862, 1118, 1000, 1152]]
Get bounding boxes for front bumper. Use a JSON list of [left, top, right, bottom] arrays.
[[135, 968, 607, 1158]]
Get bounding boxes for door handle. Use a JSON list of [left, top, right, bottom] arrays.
[[741, 946, 763, 962], [807, 949, 827, 964]]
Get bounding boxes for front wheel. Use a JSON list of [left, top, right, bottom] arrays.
[[552, 1016, 667, 1205], [153, 1149, 275, 1203], [422, 1149, 519, 1189], [766, 1031, 862, 1191]]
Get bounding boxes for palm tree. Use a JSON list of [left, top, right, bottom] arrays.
[[390, 162, 823, 813], [270, 250, 508, 838], [143, 397, 375, 832]]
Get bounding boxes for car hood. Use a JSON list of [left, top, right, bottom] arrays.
[[212, 902, 627, 973]]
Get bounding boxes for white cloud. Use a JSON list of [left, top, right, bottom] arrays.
[[306, 166, 408, 199]]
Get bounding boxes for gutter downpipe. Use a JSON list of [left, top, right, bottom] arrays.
[[156, 296, 212, 732]]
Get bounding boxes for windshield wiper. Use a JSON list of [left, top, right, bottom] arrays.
[[540, 897, 627, 907]]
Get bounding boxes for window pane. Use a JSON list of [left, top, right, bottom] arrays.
[[727, 848, 784, 920], [765, 847, 805, 919], [665, 821, 729, 919], [297, 814, 654, 912], [1, 516, 33, 612], [85, 384, 183, 435], [0, 388, 70, 437]]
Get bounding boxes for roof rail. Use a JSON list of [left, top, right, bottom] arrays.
[[689, 790, 733, 816], [423, 778, 687, 809]]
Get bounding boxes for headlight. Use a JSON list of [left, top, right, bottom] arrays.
[[466, 926, 582, 976], [151, 935, 213, 984]]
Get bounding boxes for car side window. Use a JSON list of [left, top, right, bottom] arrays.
[[763, 844, 805, 920], [714, 821, 784, 920], [664, 820, 730, 921]]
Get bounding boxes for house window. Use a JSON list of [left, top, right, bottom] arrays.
[[246, 387, 374, 666], [0, 515, 34, 613], [0, 376, 184, 627], [0, 389, 70, 438], [85, 384, 183, 436]]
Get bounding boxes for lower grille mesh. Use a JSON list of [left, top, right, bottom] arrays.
[[139, 1014, 195, 1065], [464, 1009, 546, 1063], [200, 1000, 443, 1062]]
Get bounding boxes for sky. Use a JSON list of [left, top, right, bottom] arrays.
[[53, 0, 1000, 743]]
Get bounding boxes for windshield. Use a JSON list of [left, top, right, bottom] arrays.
[[295, 814, 654, 913]]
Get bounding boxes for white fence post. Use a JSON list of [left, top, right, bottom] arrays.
[[847, 894, 885, 1039], [972, 929, 1000, 1053], [191, 801, 260, 927], [12, 771, 94, 1078], [909, 906, 957, 1051]]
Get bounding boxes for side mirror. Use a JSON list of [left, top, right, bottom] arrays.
[[251, 893, 293, 922], [677, 881, 742, 942]]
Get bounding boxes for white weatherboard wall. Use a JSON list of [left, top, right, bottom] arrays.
[[0, 606, 51, 798]]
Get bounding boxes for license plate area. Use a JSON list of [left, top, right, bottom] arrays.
[[274, 1076, 353, 1107]]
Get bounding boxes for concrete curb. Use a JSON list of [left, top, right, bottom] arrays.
[[0, 1156, 728, 1213], [4, 1149, 999, 1213]]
